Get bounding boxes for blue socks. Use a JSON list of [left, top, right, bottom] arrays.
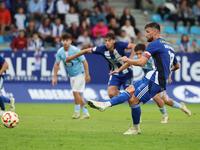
[[75, 104, 80, 113], [0, 95, 5, 110], [159, 106, 167, 115], [130, 104, 141, 124], [1, 95, 10, 103], [172, 101, 181, 109], [109, 91, 131, 106], [81, 105, 88, 114]]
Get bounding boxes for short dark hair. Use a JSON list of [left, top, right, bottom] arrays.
[[134, 43, 146, 52], [104, 33, 115, 40], [145, 22, 160, 32], [61, 33, 72, 40]]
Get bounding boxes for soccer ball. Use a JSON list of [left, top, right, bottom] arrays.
[[1, 111, 19, 128]]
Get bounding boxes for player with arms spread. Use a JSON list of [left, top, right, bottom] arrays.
[[52, 33, 91, 119], [87, 22, 182, 134], [133, 43, 191, 123], [66, 33, 139, 122]]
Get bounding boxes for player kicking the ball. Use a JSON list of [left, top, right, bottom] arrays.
[[133, 43, 191, 123], [86, 22, 186, 134], [52, 33, 91, 119]]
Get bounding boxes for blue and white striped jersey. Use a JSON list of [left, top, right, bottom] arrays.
[[51, 24, 66, 37], [91, 41, 132, 77], [143, 38, 178, 89], [133, 55, 154, 74]]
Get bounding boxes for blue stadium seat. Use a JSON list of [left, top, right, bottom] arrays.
[[0, 35, 6, 43], [177, 37, 181, 45], [190, 38, 200, 46], [177, 26, 189, 35], [150, 14, 163, 23], [4, 46, 12, 51], [164, 25, 176, 34], [190, 26, 200, 35]]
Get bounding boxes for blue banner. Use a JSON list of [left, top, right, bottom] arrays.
[[2, 83, 200, 103], [0, 51, 199, 103]]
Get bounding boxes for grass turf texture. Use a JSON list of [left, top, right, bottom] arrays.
[[0, 103, 199, 150]]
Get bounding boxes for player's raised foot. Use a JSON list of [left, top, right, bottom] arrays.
[[180, 102, 191, 116], [0, 110, 6, 116], [80, 113, 90, 119], [72, 113, 80, 119], [9, 98, 15, 112], [87, 100, 106, 112], [161, 114, 169, 123], [123, 124, 141, 135]]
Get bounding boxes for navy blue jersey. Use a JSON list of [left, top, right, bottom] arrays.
[[91, 41, 132, 77], [0, 55, 6, 77], [143, 38, 178, 89]]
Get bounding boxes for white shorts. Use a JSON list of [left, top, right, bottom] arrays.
[[70, 74, 85, 93]]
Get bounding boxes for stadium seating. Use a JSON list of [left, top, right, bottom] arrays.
[[4, 46, 12, 51], [190, 38, 200, 46], [150, 14, 163, 23], [164, 25, 176, 34], [190, 26, 200, 35], [177, 37, 181, 45], [177, 26, 189, 35]]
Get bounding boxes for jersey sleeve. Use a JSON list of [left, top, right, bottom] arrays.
[[56, 51, 61, 63], [133, 55, 137, 60], [118, 41, 129, 49], [143, 43, 157, 59], [75, 48, 85, 62], [0, 55, 5, 65], [173, 55, 178, 66], [91, 45, 105, 54]]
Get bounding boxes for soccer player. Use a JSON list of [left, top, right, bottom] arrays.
[[66, 33, 136, 98], [0, 55, 15, 115], [86, 22, 182, 135], [133, 43, 191, 123], [65, 32, 138, 119], [52, 33, 91, 119]]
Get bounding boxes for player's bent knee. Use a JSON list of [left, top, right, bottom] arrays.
[[125, 85, 135, 95], [128, 95, 140, 105]]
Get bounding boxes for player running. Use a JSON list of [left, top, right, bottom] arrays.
[[52, 33, 91, 119], [133, 43, 191, 123], [0, 55, 15, 115], [87, 22, 186, 134]]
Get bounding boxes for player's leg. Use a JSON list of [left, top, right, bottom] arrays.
[[0, 90, 6, 115], [1, 95, 15, 112], [72, 91, 81, 119], [123, 86, 141, 135], [71, 74, 90, 119], [87, 79, 142, 111], [161, 91, 191, 116], [79, 93, 90, 119], [153, 92, 169, 123], [107, 86, 120, 98]]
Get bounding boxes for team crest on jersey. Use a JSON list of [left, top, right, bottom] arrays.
[[114, 51, 117, 55], [143, 52, 151, 59]]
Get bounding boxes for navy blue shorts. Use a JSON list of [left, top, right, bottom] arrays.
[[133, 78, 164, 104], [108, 72, 133, 90]]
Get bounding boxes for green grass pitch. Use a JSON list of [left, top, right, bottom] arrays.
[[0, 103, 199, 150]]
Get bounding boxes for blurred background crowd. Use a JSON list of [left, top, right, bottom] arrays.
[[0, 0, 199, 53]]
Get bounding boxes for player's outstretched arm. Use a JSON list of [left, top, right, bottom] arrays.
[[65, 48, 92, 62], [82, 59, 91, 83], [118, 56, 148, 66], [0, 60, 9, 75], [52, 62, 60, 87], [171, 62, 180, 72]]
